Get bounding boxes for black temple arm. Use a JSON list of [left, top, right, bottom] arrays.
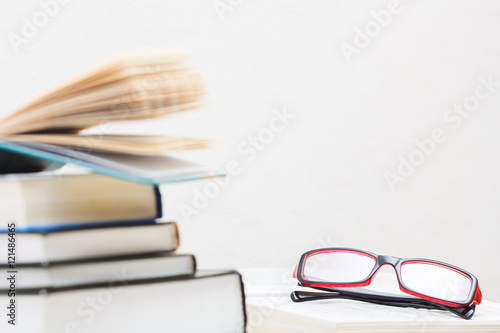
[[291, 286, 475, 320]]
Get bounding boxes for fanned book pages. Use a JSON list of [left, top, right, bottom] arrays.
[[240, 268, 500, 333], [0, 49, 221, 184], [0, 49, 206, 148]]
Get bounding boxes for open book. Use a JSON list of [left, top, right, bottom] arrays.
[[0, 49, 221, 184], [0, 49, 207, 155], [241, 268, 500, 333]]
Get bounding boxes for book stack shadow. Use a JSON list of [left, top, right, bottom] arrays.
[[0, 172, 246, 332]]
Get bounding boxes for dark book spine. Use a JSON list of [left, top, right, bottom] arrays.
[[153, 185, 163, 219]]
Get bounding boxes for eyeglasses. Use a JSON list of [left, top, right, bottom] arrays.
[[291, 248, 482, 319]]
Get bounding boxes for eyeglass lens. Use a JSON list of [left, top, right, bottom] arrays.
[[302, 250, 473, 303]]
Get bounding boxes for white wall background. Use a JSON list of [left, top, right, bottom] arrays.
[[1, 0, 500, 301]]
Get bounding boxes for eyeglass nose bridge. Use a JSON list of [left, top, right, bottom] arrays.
[[377, 255, 401, 268]]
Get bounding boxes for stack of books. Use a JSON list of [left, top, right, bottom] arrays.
[[0, 50, 246, 333]]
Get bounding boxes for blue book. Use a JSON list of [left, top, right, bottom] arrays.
[[0, 141, 224, 185], [0, 221, 180, 264], [0, 172, 163, 232]]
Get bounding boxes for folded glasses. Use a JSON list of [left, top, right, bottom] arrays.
[[292, 248, 482, 319]]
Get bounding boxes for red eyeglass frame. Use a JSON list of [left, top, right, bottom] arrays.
[[293, 248, 481, 317]]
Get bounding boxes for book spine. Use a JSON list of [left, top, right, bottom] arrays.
[[172, 222, 180, 251], [235, 271, 248, 333], [153, 185, 162, 219]]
